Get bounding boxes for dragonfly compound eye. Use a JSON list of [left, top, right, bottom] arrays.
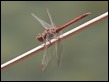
[[36, 34, 44, 42]]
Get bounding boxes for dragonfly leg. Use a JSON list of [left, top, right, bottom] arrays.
[[46, 30, 53, 45], [47, 39, 52, 45]]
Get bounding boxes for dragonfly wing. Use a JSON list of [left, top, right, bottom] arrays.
[[31, 13, 52, 29], [41, 34, 52, 71], [46, 8, 56, 28], [42, 48, 49, 71], [53, 32, 63, 67]]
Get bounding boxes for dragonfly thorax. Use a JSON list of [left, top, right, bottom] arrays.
[[36, 28, 57, 42]]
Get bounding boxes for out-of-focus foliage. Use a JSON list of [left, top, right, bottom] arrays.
[[1, 1, 108, 81]]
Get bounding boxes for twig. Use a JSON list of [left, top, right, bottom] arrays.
[[1, 12, 108, 70]]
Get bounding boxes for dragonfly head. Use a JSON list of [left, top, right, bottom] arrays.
[[36, 33, 44, 42]]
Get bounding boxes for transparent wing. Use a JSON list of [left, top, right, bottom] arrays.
[[41, 34, 52, 71], [56, 39, 63, 67], [46, 8, 55, 28], [54, 32, 63, 67], [42, 47, 49, 71], [31, 13, 52, 29], [42, 31, 63, 70]]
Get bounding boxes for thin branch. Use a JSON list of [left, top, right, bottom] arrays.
[[1, 12, 108, 70]]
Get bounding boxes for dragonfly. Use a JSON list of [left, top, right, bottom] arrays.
[[31, 9, 90, 70]]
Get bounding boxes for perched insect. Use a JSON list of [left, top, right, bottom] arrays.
[[31, 9, 90, 70]]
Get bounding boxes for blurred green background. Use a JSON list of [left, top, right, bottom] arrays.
[[1, 1, 108, 81]]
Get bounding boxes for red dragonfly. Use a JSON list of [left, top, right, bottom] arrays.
[[31, 9, 90, 70]]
